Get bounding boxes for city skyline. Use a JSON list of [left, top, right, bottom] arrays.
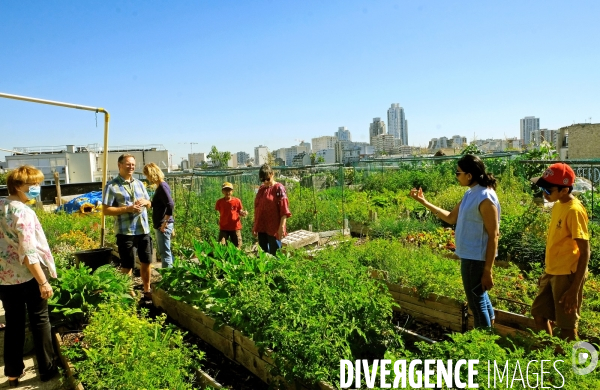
[[1, 1, 598, 164]]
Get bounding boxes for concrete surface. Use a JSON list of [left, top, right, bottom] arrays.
[[0, 302, 64, 389]]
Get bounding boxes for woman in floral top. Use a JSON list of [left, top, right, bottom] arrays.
[[0, 165, 58, 386], [252, 164, 292, 255]]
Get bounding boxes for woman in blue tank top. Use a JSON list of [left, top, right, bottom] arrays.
[[409, 155, 501, 328]]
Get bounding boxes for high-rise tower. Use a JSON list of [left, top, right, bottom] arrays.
[[387, 103, 408, 145]]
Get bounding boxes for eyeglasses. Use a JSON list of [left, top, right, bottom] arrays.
[[541, 187, 554, 195], [260, 178, 269, 182], [455, 171, 466, 176]]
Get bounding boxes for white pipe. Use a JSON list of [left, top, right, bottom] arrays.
[[0, 92, 110, 247]]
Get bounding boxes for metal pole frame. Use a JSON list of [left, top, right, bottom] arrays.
[[0, 92, 111, 247]]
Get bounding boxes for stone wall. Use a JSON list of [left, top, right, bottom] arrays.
[[564, 123, 600, 159]]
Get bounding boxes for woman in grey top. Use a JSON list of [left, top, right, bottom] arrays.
[[409, 154, 501, 328]]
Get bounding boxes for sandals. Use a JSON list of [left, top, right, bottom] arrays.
[[142, 290, 152, 300]]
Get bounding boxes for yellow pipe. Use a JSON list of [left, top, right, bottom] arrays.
[[0, 92, 111, 248]]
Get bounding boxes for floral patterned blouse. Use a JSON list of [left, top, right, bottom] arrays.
[[0, 198, 57, 285]]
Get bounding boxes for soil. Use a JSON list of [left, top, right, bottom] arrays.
[[392, 310, 453, 343]]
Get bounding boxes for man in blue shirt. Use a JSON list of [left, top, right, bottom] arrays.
[[103, 154, 153, 298]]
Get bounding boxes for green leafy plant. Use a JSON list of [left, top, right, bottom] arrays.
[[63, 303, 202, 390], [157, 239, 401, 386], [49, 264, 133, 328]]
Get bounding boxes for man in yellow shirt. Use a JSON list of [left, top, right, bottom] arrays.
[[530, 163, 590, 341]]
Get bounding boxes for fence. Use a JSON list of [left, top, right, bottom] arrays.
[[165, 156, 599, 248]]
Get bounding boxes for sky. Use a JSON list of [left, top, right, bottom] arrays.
[[1, 0, 598, 165]]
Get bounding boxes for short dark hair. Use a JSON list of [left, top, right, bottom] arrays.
[[118, 153, 136, 164]]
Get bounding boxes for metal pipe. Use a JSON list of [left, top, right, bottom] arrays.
[[0, 92, 111, 247]]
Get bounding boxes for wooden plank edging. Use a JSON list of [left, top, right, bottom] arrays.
[[372, 269, 539, 335], [152, 288, 335, 390], [53, 332, 85, 390]]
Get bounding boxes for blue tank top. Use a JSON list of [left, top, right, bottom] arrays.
[[454, 184, 501, 261]]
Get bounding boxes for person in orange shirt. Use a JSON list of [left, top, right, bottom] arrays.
[[215, 182, 247, 248], [530, 163, 590, 341]]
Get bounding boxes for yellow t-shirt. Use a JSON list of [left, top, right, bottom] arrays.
[[545, 197, 589, 275]]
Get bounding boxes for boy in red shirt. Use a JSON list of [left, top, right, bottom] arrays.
[[215, 182, 247, 248]]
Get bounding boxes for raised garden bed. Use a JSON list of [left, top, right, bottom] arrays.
[[151, 287, 335, 390], [371, 269, 537, 338], [54, 327, 224, 390]]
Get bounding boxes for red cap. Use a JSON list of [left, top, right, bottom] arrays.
[[531, 163, 575, 187]]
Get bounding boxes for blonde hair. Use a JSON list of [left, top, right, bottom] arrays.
[[143, 162, 164, 185], [7, 165, 44, 195]]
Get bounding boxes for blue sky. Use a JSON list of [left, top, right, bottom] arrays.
[[1, 0, 598, 164]]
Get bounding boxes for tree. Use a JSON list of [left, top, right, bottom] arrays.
[[267, 152, 276, 167], [310, 152, 317, 165], [460, 143, 483, 155], [316, 156, 325, 164], [207, 145, 231, 168]]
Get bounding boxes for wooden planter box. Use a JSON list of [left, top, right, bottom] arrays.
[[371, 270, 537, 337], [152, 288, 335, 390], [385, 281, 468, 333], [54, 330, 223, 390]]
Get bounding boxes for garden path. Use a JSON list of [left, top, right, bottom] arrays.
[[0, 302, 63, 389]]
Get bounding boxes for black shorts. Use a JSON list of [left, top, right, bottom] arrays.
[[116, 234, 153, 269]]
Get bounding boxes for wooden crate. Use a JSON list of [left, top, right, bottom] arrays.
[[152, 288, 335, 390], [281, 230, 320, 249]]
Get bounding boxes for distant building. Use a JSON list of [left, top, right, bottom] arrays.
[[188, 152, 206, 167], [236, 151, 250, 166], [292, 152, 311, 166], [531, 129, 558, 146], [5, 144, 170, 184], [428, 136, 467, 150], [311, 136, 336, 154], [520, 116, 540, 146], [334, 126, 352, 141], [227, 154, 238, 168], [372, 134, 395, 155], [451, 135, 467, 149], [387, 104, 408, 145], [428, 137, 448, 149], [334, 141, 361, 164], [286, 142, 311, 166], [473, 138, 519, 152], [254, 145, 270, 166], [315, 148, 336, 164], [398, 145, 419, 156], [369, 118, 386, 146], [558, 123, 600, 159]]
